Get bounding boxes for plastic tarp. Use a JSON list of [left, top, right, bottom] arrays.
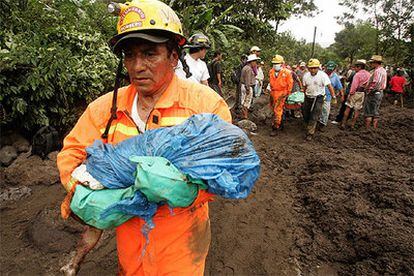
[[286, 91, 305, 104], [74, 113, 260, 228], [70, 156, 205, 229]]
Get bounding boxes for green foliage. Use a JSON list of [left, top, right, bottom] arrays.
[[169, 0, 321, 87], [0, 0, 118, 132], [177, 3, 243, 49], [337, 0, 414, 66], [330, 22, 377, 63], [1, 0, 323, 131]]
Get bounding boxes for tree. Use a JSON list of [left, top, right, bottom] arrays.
[[176, 3, 244, 49], [331, 22, 377, 63], [337, 0, 414, 65]]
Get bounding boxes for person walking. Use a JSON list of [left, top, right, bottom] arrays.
[[267, 55, 293, 135], [240, 54, 260, 119], [208, 50, 223, 96], [57, 1, 231, 274], [296, 61, 307, 82], [389, 68, 408, 107], [332, 64, 355, 124], [318, 61, 343, 129], [364, 55, 387, 129], [255, 61, 265, 97], [340, 59, 370, 129], [232, 55, 248, 111], [302, 58, 335, 140], [175, 33, 211, 86]]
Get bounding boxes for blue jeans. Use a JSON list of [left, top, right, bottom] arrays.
[[319, 100, 331, 126]]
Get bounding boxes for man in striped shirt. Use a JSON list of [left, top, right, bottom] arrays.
[[364, 55, 387, 129]]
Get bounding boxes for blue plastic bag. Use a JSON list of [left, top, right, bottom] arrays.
[[85, 113, 260, 220]]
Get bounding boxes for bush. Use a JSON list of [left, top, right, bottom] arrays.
[[0, 0, 118, 133]]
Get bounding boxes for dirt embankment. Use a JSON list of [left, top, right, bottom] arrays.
[[1, 101, 413, 275]]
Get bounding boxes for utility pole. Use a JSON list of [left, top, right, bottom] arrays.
[[311, 26, 317, 58]]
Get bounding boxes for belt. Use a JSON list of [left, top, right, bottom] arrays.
[[305, 94, 323, 99]]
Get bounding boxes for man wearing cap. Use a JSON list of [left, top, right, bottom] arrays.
[[302, 58, 335, 140], [240, 54, 260, 119], [175, 33, 211, 86], [57, 0, 231, 274], [364, 55, 387, 129], [318, 61, 343, 129], [340, 59, 370, 129], [250, 46, 262, 57], [255, 61, 265, 97], [267, 54, 293, 135], [296, 61, 307, 82]]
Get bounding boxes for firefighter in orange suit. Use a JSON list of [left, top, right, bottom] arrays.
[[57, 0, 231, 274], [268, 55, 293, 136]]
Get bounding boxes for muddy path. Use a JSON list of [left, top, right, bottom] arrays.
[[1, 103, 413, 275]]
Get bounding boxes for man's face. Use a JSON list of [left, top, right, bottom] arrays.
[[309, 67, 319, 75], [123, 40, 178, 96], [250, 60, 257, 68], [355, 65, 362, 72], [200, 48, 207, 59]]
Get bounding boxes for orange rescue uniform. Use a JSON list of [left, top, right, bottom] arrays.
[[268, 68, 293, 128], [57, 75, 231, 275]]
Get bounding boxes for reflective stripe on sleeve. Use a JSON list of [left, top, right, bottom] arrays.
[[100, 124, 139, 137], [159, 117, 188, 127]]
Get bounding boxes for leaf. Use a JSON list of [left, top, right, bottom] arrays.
[[212, 29, 229, 48], [221, 24, 244, 33]]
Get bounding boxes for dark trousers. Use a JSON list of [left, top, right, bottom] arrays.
[[302, 95, 324, 135], [235, 82, 242, 109], [210, 83, 223, 97], [336, 93, 353, 122]]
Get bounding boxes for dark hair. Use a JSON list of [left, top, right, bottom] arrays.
[[189, 47, 203, 54], [356, 63, 366, 69], [397, 70, 403, 76], [166, 38, 180, 56], [213, 50, 221, 58]]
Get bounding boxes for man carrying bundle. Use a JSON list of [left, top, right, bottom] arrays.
[[57, 0, 231, 274]]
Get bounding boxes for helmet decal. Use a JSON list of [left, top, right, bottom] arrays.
[[119, 6, 146, 26]]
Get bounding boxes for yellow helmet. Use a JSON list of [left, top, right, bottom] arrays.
[[272, 55, 284, 64], [307, 58, 321, 68], [108, 0, 186, 53]]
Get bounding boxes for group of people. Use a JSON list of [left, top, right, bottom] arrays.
[[56, 0, 410, 274], [174, 33, 225, 96], [235, 50, 402, 140]]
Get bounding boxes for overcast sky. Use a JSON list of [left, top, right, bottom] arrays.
[[278, 0, 347, 47]]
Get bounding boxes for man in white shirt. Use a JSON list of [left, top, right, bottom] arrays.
[[302, 58, 335, 140], [175, 33, 210, 85], [254, 61, 265, 97]]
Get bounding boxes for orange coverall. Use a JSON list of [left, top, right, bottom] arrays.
[[268, 68, 293, 129], [57, 75, 231, 275]]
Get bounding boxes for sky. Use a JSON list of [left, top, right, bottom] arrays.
[[278, 0, 347, 48]]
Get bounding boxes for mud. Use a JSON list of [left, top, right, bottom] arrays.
[[1, 102, 413, 275]]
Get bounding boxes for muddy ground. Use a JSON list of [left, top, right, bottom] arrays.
[[1, 100, 413, 275]]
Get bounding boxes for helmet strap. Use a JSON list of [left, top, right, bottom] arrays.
[[101, 54, 124, 139], [180, 50, 192, 79]]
